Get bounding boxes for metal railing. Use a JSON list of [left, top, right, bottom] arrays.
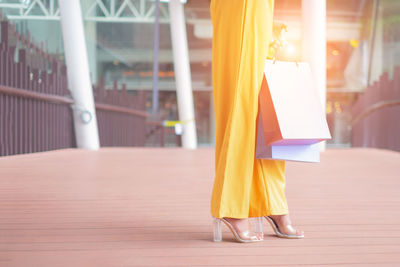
[[0, 17, 171, 157], [0, 19, 75, 156], [351, 68, 400, 151]]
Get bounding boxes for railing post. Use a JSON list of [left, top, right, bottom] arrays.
[[160, 126, 165, 147]]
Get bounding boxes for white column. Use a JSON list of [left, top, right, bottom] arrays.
[[59, 0, 100, 150], [168, 0, 198, 149], [302, 0, 327, 151]]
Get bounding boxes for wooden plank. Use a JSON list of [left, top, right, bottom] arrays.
[[0, 148, 399, 266]]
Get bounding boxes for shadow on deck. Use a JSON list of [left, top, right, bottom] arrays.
[[0, 147, 399, 266]]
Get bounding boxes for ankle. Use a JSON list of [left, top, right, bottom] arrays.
[[268, 214, 292, 225]]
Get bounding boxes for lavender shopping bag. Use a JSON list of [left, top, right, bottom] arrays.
[[255, 114, 320, 162]]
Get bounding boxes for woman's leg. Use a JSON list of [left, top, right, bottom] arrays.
[[209, 0, 303, 237], [249, 159, 289, 217], [250, 117, 303, 237], [210, 0, 275, 218]]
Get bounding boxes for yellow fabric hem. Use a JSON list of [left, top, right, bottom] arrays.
[[252, 209, 289, 217], [211, 208, 289, 219]]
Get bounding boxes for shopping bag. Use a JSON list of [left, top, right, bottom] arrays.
[[255, 112, 320, 162], [259, 60, 331, 146]]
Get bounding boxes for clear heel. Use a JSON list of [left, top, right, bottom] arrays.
[[252, 217, 264, 234], [212, 217, 263, 243], [213, 217, 222, 242]]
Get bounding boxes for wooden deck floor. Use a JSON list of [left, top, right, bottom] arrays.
[[0, 147, 400, 266]]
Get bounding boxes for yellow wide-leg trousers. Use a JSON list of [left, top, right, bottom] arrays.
[[210, 0, 289, 219]]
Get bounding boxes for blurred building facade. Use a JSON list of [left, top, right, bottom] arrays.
[[0, 0, 399, 148]]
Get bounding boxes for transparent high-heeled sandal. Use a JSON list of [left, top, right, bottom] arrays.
[[264, 216, 304, 239], [213, 217, 264, 243]]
